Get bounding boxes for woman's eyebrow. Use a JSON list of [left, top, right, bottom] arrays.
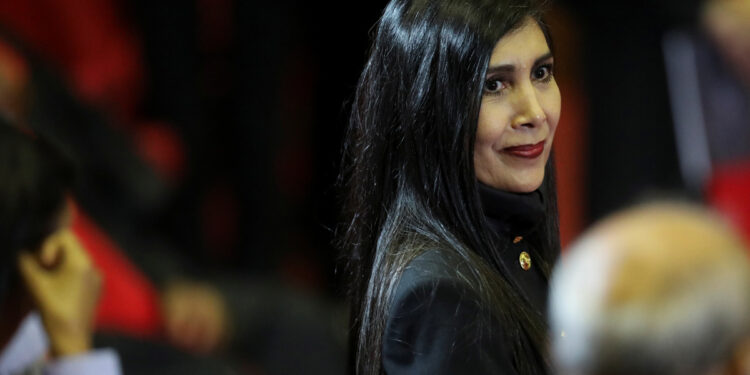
[[485, 52, 553, 75], [534, 52, 554, 65]]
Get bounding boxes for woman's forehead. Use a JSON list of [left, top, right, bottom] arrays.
[[487, 19, 550, 69]]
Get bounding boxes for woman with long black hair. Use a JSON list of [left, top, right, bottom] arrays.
[[339, 0, 560, 373]]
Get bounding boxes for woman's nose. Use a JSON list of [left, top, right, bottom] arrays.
[[510, 86, 547, 129]]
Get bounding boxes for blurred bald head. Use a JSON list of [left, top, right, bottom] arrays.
[[550, 202, 750, 375]]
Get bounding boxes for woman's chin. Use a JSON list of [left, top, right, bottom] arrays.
[[478, 170, 545, 193]]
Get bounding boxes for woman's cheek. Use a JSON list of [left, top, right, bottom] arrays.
[[476, 102, 509, 146], [542, 83, 562, 139]]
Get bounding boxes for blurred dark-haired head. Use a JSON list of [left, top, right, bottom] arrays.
[[0, 115, 75, 302]]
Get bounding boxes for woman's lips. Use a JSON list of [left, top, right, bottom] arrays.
[[503, 141, 545, 159]]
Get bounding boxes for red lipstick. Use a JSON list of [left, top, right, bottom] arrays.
[[503, 141, 545, 159]]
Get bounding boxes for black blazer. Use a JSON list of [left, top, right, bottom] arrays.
[[381, 186, 552, 374], [381, 242, 549, 373], [381, 250, 519, 374]]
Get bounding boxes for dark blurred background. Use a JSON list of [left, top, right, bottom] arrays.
[[0, 0, 748, 374]]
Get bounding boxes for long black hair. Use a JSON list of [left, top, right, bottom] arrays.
[[339, 0, 559, 373]]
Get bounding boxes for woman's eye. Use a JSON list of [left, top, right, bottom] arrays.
[[533, 64, 553, 81], [484, 79, 506, 93]]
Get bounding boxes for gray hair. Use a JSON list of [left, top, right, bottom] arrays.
[[550, 203, 750, 375]]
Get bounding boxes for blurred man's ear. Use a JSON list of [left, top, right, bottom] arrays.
[[708, 337, 750, 375], [725, 337, 750, 375]]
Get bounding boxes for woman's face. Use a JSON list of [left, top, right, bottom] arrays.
[[474, 18, 561, 193]]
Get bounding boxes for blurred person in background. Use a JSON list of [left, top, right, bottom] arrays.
[[558, 0, 750, 223], [0, 117, 121, 374], [701, 0, 750, 249], [0, 9, 346, 374], [550, 202, 750, 375], [0, 54, 237, 374], [703, 0, 750, 88]]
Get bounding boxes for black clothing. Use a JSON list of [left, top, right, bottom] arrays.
[[479, 184, 548, 314], [381, 186, 550, 374], [478, 184, 545, 237], [382, 251, 514, 374]]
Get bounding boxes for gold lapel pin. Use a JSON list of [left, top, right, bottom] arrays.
[[519, 251, 531, 271]]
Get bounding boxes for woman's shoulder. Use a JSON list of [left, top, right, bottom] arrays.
[[383, 249, 516, 374], [389, 248, 482, 321], [389, 248, 481, 318], [395, 249, 466, 291]]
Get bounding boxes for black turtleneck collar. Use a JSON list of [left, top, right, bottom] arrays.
[[478, 183, 546, 238]]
